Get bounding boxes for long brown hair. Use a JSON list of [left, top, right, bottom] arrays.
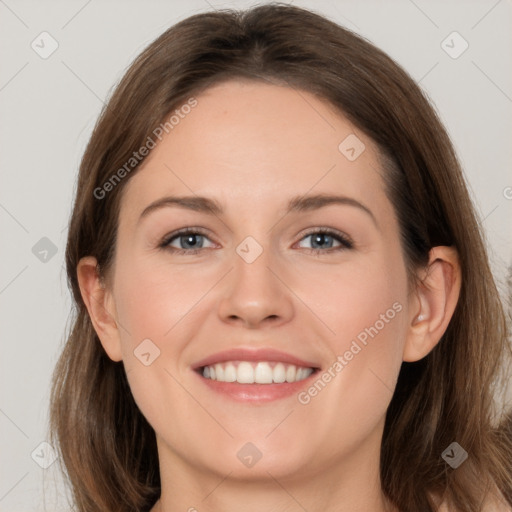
[[49, 3, 512, 511]]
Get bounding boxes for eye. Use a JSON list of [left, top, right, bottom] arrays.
[[159, 228, 215, 255], [159, 227, 354, 255], [296, 228, 353, 254]]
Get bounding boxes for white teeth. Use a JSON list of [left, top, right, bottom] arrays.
[[237, 362, 254, 383], [201, 361, 314, 384], [255, 362, 273, 384], [273, 363, 286, 383], [285, 364, 296, 383], [214, 364, 224, 381], [224, 363, 237, 382]]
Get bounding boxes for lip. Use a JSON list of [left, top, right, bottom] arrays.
[[192, 347, 321, 404], [196, 372, 320, 403], [192, 347, 320, 371]]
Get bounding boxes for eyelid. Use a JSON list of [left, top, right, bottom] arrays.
[[159, 225, 354, 253], [297, 226, 354, 248], [160, 226, 213, 246]]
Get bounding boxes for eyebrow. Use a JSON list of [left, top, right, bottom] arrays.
[[138, 193, 378, 228]]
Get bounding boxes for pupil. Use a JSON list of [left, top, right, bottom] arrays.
[[313, 234, 332, 249], [180, 234, 334, 250], [184, 234, 200, 249]]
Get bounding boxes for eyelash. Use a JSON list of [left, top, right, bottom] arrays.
[[159, 227, 354, 256]]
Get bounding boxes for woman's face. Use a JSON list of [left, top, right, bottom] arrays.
[[108, 79, 414, 483]]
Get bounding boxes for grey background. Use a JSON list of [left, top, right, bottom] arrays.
[[1, 0, 511, 510]]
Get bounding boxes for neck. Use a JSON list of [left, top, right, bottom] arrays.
[[151, 421, 397, 512]]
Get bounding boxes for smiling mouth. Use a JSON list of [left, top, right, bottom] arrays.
[[198, 360, 319, 384]]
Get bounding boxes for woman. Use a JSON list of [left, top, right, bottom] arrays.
[[49, 3, 512, 511]]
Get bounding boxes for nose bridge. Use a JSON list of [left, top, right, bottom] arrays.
[[232, 232, 279, 293], [217, 231, 293, 327]]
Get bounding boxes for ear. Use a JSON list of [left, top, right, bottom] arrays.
[[403, 246, 461, 362], [76, 256, 123, 362]]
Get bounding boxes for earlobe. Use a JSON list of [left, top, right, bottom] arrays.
[[76, 256, 123, 362], [403, 246, 461, 362]]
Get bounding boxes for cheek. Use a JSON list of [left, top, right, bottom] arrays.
[[110, 252, 220, 414], [112, 252, 212, 347], [296, 248, 407, 351], [298, 252, 408, 436], [262, 254, 407, 467], [110, 254, 208, 436]]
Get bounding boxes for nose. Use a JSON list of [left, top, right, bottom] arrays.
[[217, 240, 294, 329]]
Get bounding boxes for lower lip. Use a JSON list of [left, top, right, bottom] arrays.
[[195, 369, 319, 403]]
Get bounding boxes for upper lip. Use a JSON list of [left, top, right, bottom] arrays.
[[192, 347, 321, 370]]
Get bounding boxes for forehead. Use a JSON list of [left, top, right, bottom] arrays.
[[120, 80, 390, 223]]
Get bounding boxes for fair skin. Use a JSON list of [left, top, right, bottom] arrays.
[[77, 80, 461, 512]]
